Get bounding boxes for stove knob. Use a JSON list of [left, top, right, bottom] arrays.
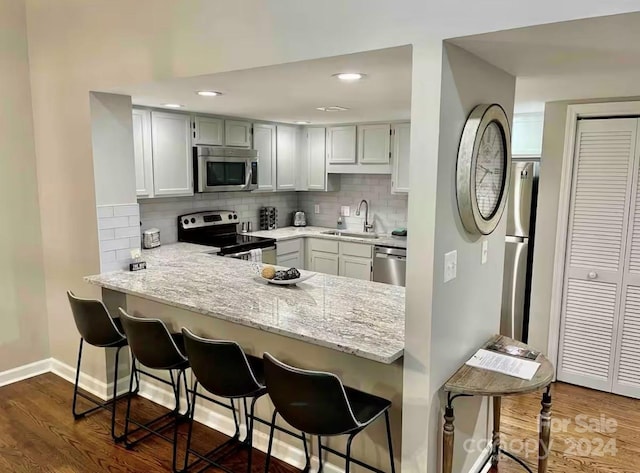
[[183, 219, 189, 225], [191, 218, 196, 224], [233, 214, 238, 220], [228, 214, 233, 220]]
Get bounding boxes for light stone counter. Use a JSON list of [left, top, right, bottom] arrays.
[[246, 226, 408, 249], [85, 243, 405, 363]]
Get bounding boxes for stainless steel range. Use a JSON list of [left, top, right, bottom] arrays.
[[178, 210, 276, 264]]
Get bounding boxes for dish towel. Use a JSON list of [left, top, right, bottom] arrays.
[[249, 248, 263, 263]]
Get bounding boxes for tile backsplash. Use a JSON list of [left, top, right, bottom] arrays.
[[138, 175, 408, 244], [299, 175, 408, 234], [97, 203, 141, 272], [139, 192, 299, 244]]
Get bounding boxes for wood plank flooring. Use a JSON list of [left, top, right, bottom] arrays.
[[0, 373, 298, 473], [1, 374, 638, 472]]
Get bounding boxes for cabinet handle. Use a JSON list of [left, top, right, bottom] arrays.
[[588, 271, 598, 280]]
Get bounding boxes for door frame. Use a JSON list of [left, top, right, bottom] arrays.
[[548, 101, 640, 372]]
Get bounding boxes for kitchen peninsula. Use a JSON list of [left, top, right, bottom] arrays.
[[85, 243, 405, 470]]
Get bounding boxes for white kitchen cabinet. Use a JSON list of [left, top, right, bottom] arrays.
[[392, 123, 411, 193], [327, 125, 356, 164], [253, 123, 277, 191], [132, 109, 153, 198], [278, 252, 304, 269], [276, 125, 296, 190], [358, 124, 391, 164], [311, 251, 339, 275], [512, 112, 544, 157], [225, 120, 252, 147], [151, 111, 193, 197], [277, 238, 304, 268], [339, 255, 372, 281], [307, 127, 326, 190], [193, 116, 223, 146]]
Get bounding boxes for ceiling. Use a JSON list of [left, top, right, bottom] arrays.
[[107, 46, 412, 125], [450, 12, 640, 112]]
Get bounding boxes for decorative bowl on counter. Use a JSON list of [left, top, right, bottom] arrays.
[[260, 272, 315, 286], [258, 265, 315, 286]]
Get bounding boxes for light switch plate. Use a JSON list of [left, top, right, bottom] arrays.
[[481, 240, 488, 264], [444, 250, 457, 283], [314, 204, 320, 214], [341, 206, 350, 217]]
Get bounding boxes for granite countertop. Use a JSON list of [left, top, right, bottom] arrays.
[[85, 243, 405, 364], [246, 226, 407, 249]]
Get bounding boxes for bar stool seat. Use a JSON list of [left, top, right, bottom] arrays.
[[344, 387, 392, 426]]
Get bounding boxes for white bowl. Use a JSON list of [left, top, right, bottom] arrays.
[[260, 272, 315, 286]]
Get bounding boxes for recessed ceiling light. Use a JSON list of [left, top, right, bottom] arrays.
[[162, 103, 183, 108], [196, 90, 222, 97], [316, 106, 350, 112], [296, 121, 311, 125], [333, 73, 366, 81]]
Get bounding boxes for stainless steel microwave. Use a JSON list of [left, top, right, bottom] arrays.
[[194, 146, 258, 193]]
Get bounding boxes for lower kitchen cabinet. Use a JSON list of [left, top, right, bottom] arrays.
[[278, 252, 304, 268], [276, 238, 304, 268], [307, 239, 372, 280], [310, 251, 339, 275], [339, 255, 372, 281]]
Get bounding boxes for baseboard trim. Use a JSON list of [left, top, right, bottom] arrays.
[[469, 445, 492, 473], [50, 358, 129, 402], [0, 358, 52, 388]]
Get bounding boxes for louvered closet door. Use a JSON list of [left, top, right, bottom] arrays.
[[558, 118, 638, 392], [613, 121, 640, 398]]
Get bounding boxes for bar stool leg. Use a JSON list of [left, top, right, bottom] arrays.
[[72, 338, 84, 418], [301, 432, 310, 472], [345, 433, 356, 473], [264, 410, 278, 473], [317, 436, 323, 473], [246, 396, 259, 473], [384, 410, 396, 473], [123, 359, 137, 448], [172, 369, 184, 473], [110, 346, 123, 441]]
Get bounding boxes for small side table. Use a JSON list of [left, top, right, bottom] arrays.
[[442, 335, 554, 473]]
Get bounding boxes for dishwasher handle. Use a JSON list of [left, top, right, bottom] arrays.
[[374, 246, 406, 259], [376, 252, 406, 260]]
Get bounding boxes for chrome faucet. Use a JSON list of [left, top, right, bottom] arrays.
[[355, 199, 374, 233]]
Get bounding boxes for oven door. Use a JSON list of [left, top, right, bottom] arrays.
[[197, 156, 258, 192]]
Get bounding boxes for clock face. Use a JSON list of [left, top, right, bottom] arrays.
[[474, 121, 506, 220]]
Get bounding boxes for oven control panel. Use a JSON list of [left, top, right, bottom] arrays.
[[178, 210, 238, 230]]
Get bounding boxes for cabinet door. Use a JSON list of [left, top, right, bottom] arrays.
[[151, 111, 193, 197], [392, 123, 411, 193], [193, 116, 223, 146], [339, 255, 372, 281], [307, 127, 326, 190], [327, 126, 356, 164], [311, 251, 339, 275], [358, 124, 390, 164], [278, 252, 303, 269], [132, 109, 153, 197], [253, 123, 277, 191], [277, 125, 296, 190], [225, 120, 252, 147]]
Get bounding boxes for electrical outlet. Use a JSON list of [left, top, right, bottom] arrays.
[[444, 250, 457, 283], [314, 204, 320, 214], [341, 206, 350, 217], [481, 240, 488, 264]]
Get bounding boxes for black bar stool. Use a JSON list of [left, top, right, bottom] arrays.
[[67, 291, 136, 441], [263, 353, 396, 473], [181, 328, 268, 473], [118, 308, 190, 473]]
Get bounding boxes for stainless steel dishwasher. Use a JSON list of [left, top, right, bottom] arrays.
[[373, 246, 407, 287]]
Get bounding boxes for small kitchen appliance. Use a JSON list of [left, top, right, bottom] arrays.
[[142, 228, 161, 249], [293, 211, 307, 227]]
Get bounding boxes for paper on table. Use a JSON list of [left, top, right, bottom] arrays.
[[465, 349, 541, 380]]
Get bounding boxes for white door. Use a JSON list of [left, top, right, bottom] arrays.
[[311, 251, 339, 275], [151, 111, 193, 197], [358, 124, 390, 164], [307, 127, 326, 190], [558, 118, 638, 392], [392, 123, 411, 193], [339, 255, 372, 281], [327, 126, 356, 164], [253, 123, 276, 191], [193, 116, 223, 146], [132, 109, 153, 197], [225, 120, 252, 147], [277, 125, 296, 190]]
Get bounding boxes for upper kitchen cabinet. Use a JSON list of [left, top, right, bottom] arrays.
[[391, 122, 410, 193], [225, 120, 252, 147], [327, 125, 356, 164], [307, 127, 327, 190], [511, 112, 544, 157], [151, 111, 194, 197], [276, 125, 296, 190], [253, 123, 277, 191], [132, 109, 153, 198], [193, 116, 223, 146], [358, 124, 391, 164]]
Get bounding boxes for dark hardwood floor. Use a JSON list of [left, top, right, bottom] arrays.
[[0, 373, 298, 473]]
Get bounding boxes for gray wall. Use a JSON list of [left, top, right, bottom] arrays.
[[0, 0, 49, 370]]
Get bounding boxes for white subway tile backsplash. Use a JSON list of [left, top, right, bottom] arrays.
[[116, 248, 132, 261], [96, 206, 114, 218], [113, 204, 140, 217], [98, 216, 130, 229], [100, 250, 116, 263], [101, 238, 132, 251], [96, 203, 140, 272], [99, 229, 115, 241], [114, 226, 140, 239], [128, 215, 140, 226]]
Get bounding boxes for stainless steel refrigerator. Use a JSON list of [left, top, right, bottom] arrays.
[[500, 160, 539, 342]]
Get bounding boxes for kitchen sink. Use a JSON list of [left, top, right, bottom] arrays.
[[321, 230, 379, 239]]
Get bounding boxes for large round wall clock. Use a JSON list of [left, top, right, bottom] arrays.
[[456, 103, 511, 235]]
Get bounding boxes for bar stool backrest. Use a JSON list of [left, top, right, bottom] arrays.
[[182, 329, 263, 398], [67, 291, 125, 347], [118, 308, 187, 370], [263, 353, 360, 435]]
